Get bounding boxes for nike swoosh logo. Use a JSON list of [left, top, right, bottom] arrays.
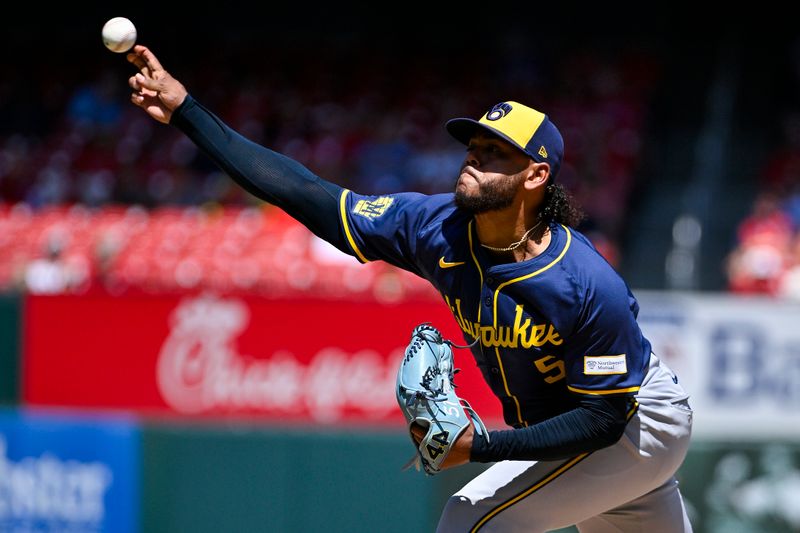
[[439, 257, 465, 269]]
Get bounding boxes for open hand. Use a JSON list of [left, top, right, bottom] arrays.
[[126, 45, 188, 124]]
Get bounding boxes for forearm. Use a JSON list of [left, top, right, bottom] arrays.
[[471, 395, 632, 462], [170, 95, 348, 250]]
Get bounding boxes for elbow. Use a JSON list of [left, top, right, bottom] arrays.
[[596, 418, 628, 449], [583, 403, 629, 450], [580, 394, 632, 450], [587, 426, 626, 453]]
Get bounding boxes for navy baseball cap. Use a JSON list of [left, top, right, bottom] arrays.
[[446, 101, 564, 180]]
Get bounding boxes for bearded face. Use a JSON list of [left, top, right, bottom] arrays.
[[454, 170, 525, 214]]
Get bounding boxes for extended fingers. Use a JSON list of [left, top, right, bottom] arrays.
[[136, 45, 165, 73], [130, 72, 161, 93], [127, 45, 166, 79], [127, 46, 149, 75], [130, 92, 145, 106]]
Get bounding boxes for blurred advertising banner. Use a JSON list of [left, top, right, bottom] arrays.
[[25, 290, 799, 437], [636, 291, 800, 439], [0, 408, 140, 533], [22, 292, 504, 425]]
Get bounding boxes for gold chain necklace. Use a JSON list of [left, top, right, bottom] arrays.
[[480, 220, 543, 252]]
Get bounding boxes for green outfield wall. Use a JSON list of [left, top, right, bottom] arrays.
[[140, 423, 489, 533], [139, 426, 800, 533], [0, 293, 20, 404]]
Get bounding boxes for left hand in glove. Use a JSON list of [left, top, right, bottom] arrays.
[[396, 323, 489, 475]]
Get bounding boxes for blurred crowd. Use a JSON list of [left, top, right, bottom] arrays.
[[0, 34, 661, 297], [724, 34, 800, 299], [725, 111, 800, 299]]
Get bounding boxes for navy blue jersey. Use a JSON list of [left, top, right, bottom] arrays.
[[339, 190, 651, 427]]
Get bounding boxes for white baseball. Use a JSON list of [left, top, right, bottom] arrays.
[[102, 17, 137, 53]]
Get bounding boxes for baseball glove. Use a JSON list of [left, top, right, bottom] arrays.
[[396, 323, 490, 475]]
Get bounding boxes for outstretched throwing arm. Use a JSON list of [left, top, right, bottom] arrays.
[[124, 45, 349, 253]]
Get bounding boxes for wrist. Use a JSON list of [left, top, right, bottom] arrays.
[[470, 429, 493, 463], [168, 94, 194, 125]]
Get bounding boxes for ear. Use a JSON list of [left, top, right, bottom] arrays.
[[522, 162, 550, 191]]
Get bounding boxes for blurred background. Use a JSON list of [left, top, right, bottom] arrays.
[[1, 6, 799, 532]]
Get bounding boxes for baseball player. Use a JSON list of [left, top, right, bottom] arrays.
[[127, 44, 694, 532]]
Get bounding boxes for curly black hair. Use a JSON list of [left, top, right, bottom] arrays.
[[539, 182, 585, 228]]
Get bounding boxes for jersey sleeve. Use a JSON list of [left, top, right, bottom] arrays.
[[561, 273, 648, 397], [338, 190, 446, 276]]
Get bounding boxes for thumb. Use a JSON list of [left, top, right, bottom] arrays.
[[410, 422, 426, 444]]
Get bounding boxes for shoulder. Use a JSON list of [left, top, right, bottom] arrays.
[[530, 225, 633, 313], [344, 190, 455, 221], [560, 227, 625, 285], [558, 226, 639, 316]]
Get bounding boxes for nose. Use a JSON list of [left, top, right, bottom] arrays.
[[465, 149, 479, 168]]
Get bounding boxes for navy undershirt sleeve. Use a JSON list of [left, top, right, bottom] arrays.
[[169, 95, 350, 254], [470, 395, 632, 462]]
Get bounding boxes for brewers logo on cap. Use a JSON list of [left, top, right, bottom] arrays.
[[486, 103, 513, 121], [445, 101, 564, 179]]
